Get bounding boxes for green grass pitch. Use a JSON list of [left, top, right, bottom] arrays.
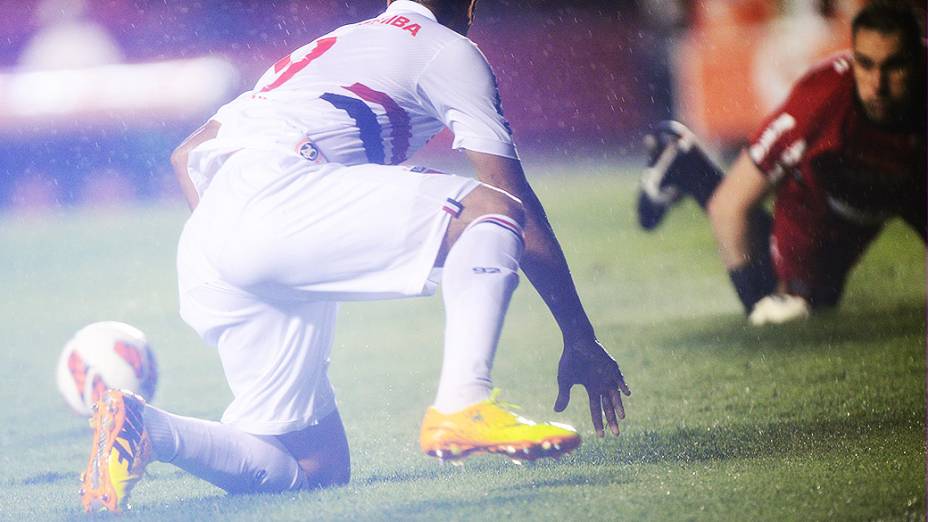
[[0, 164, 923, 520]]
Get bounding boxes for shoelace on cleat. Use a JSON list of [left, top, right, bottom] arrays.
[[485, 389, 537, 428], [486, 388, 521, 411]]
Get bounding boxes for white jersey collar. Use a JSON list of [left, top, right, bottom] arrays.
[[385, 1, 438, 22]]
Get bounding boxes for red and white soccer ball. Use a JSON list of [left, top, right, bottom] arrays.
[[55, 321, 158, 416]]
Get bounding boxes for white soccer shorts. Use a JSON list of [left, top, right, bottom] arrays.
[[177, 149, 478, 435]]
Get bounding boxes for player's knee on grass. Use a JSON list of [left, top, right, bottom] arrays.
[[221, 434, 310, 495], [297, 446, 350, 490], [798, 274, 846, 310], [277, 409, 351, 490]]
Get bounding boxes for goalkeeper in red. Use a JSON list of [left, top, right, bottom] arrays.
[[79, 0, 630, 513], [638, 2, 925, 325]]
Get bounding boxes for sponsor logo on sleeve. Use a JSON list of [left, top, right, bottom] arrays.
[[749, 113, 796, 165], [833, 58, 850, 74], [780, 139, 806, 167]]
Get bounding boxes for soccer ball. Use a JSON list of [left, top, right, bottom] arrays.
[[55, 321, 158, 416]]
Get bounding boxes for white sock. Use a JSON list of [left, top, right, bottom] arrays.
[[434, 214, 523, 413], [143, 405, 306, 494]]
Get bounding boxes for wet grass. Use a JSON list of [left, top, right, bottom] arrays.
[[0, 166, 923, 520]]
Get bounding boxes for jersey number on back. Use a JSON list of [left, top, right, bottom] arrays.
[[256, 37, 411, 165], [258, 37, 337, 93]]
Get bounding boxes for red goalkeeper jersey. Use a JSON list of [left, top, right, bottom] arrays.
[[747, 52, 925, 226]]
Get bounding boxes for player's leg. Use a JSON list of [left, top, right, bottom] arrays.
[[97, 186, 351, 500], [79, 388, 315, 513], [141, 404, 349, 493], [205, 158, 480, 301], [760, 194, 881, 323], [638, 121, 726, 229], [639, 121, 777, 315], [743, 191, 821, 325], [431, 184, 525, 412], [276, 409, 350, 489], [173, 282, 347, 492], [141, 405, 310, 494], [803, 215, 882, 308], [761, 183, 916, 316], [419, 184, 580, 462], [83, 293, 347, 505]]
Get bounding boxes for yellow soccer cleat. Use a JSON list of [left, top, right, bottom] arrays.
[[80, 389, 152, 513], [420, 389, 581, 463]]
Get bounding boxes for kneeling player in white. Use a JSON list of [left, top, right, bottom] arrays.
[[80, 0, 630, 512]]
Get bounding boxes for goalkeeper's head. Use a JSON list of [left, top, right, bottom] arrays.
[[851, 1, 925, 125], [388, 0, 478, 36]]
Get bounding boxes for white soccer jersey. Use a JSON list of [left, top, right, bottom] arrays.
[[189, 1, 516, 195], [178, 2, 518, 433]]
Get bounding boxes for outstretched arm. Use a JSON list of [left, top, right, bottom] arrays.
[[170, 120, 221, 211], [706, 151, 774, 270], [466, 150, 631, 437]]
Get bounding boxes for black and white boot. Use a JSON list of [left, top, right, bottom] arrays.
[[637, 121, 721, 230]]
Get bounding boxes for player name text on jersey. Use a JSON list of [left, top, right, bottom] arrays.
[[360, 15, 422, 37]]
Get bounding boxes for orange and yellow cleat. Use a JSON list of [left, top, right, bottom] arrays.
[[80, 389, 152, 513], [420, 389, 580, 463]]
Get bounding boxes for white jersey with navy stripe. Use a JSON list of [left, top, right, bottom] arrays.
[[191, 1, 515, 194]]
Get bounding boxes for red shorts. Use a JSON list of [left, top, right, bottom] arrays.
[[770, 181, 882, 308]]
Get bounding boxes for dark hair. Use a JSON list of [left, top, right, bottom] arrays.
[[852, 2, 924, 57], [413, 0, 476, 10], [411, 1, 477, 20], [409, 0, 478, 35]]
